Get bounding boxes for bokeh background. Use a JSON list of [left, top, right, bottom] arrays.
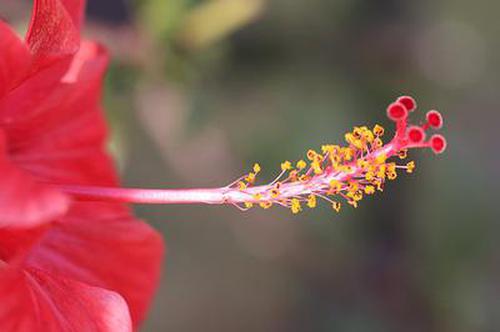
[[3, 0, 500, 331]]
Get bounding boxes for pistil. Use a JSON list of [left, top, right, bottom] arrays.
[[56, 96, 446, 214]]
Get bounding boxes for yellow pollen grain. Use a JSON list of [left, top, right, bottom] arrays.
[[365, 172, 375, 181], [387, 162, 396, 173], [352, 191, 363, 201], [306, 149, 317, 161], [307, 194, 317, 208], [387, 171, 397, 180], [375, 153, 387, 164], [253, 193, 263, 200], [353, 127, 362, 139], [245, 172, 256, 184], [376, 165, 386, 179], [329, 180, 343, 193], [321, 145, 333, 154], [347, 191, 362, 202], [253, 163, 261, 174], [406, 161, 416, 173], [357, 159, 369, 169], [373, 124, 385, 136], [313, 154, 323, 163], [291, 198, 302, 214], [343, 148, 354, 161], [259, 201, 272, 209], [299, 174, 310, 182], [364, 185, 375, 194], [281, 160, 292, 171], [330, 154, 341, 165], [311, 161, 323, 175], [352, 139, 364, 150], [345, 133, 355, 145], [341, 165, 354, 173], [363, 130, 375, 143], [373, 137, 383, 149], [296, 159, 307, 170]]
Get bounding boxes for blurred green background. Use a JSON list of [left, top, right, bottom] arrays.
[[3, 0, 500, 331]]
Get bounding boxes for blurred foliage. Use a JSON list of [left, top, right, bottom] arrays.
[[100, 0, 500, 331], [135, 0, 265, 82]]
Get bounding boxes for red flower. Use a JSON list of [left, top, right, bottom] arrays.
[[0, 1, 164, 331]]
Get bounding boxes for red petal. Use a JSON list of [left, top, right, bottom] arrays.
[[3, 42, 117, 186], [25, 202, 165, 326], [0, 226, 49, 263], [0, 59, 73, 127], [0, 131, 69, 230], [0, 22, 31, 97], [25, 0, 85, 68], [0, 266, 132, 332]]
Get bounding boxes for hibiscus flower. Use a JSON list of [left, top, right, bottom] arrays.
[[0, 0, 447, 330], [0, 1, 164, 331]]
